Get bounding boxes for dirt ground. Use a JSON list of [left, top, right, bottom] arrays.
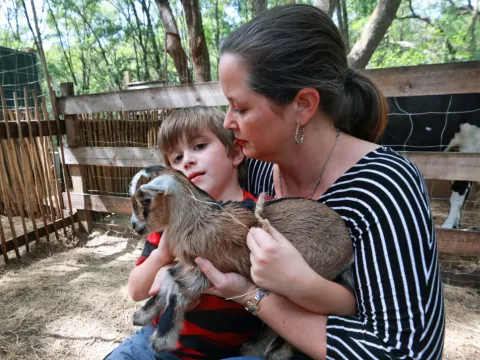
[[0, 210, 479, 359]]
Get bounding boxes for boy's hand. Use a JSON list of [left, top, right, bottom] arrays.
[[149, 262, 201, 311], [149, 263, 175, 296]]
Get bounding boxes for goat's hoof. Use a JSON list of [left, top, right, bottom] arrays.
[[133, 310, 151, 326], [150, 332, 177, 352]]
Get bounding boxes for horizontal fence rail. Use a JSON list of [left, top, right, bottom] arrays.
[[57, 61, 480, 115], [60, 147, 480, 182]]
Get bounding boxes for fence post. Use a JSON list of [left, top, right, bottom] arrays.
[[61, 82, 93, 233]]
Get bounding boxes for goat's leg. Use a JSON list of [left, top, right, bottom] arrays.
[[241, 327, 294, 360], [149, 264, 212, 353], [132, 278, 172, 326]]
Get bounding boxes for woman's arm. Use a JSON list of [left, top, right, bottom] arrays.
[[195, 257, 329, 360], [247, 221, 356, 316]]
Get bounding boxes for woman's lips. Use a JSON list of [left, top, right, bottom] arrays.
[[236, 139, 247, 147]]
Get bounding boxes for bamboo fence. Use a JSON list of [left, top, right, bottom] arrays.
[[77, 109, 171, 199], [0, 86, 71, 263]]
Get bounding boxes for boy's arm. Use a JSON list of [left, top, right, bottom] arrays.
[[128, 231, 175, 301], [128, 248, 173, 301]]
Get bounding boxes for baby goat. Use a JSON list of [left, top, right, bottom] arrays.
[[129, 165, 353, 358]]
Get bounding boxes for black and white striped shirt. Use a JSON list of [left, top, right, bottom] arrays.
[[245, 147, 445, 360]]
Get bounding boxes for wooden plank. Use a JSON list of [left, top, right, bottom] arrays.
[[437, 229, 480, 256], [362, 61, 480, 97], [64, 192, 133, 214], [56, 61, 480, 114], [60, 147, 479, 181], [3, 213, 77, 253], [61, 146, 164, 167], [0, 120, 65, 139], [401, 152, 480, 181], [63, 82, 89, 234], [440, 270, 480, 289], [57, 81, 228, 114]]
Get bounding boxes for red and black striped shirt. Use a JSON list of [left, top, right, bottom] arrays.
[[135, 189, 263, 359]]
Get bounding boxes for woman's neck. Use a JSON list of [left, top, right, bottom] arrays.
[[274, 126, 378, 199]]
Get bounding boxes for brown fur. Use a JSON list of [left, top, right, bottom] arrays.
[[129, 165, 354, 357]]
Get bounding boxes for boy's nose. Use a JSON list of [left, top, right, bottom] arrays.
[[182, 154, 196, 169]]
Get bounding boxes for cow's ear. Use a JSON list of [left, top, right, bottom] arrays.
[[139, 174, 178, 197]]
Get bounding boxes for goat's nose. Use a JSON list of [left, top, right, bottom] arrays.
[[131, 219, 137, 229]]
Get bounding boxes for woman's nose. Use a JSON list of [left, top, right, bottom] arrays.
[[224, 109, 238, 131]]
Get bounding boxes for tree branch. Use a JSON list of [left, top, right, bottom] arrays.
[[396, 0, 457, 57], [347, 0, 402, 69]]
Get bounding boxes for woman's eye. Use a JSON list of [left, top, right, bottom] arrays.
[[194, 143, 206, 150], [233, 108, 246, 115], [172, 155, 182, 164]]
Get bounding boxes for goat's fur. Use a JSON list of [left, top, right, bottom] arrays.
[[130, 166, 354, 358]]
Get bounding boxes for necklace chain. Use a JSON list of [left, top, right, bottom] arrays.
[[278, 128, 340, 199]]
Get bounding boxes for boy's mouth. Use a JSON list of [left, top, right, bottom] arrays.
[[188, 172, 205, 183]]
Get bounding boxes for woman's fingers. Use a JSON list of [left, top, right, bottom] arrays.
[[194, 257, 226, 287]]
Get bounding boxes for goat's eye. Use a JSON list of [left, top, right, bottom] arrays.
[[142, 198, 151, 206]]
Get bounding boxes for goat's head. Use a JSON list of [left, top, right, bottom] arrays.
[[129, 166, 190, 234]]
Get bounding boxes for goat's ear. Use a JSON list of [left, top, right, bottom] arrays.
[[139, 174, 178, 197], [139, 175, 150, 186]]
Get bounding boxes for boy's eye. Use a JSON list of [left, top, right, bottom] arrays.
[[172, 155, 183, 164], [194, 143, 206, 150]]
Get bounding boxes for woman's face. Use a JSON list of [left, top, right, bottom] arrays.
[[219, 53, 297, 161]]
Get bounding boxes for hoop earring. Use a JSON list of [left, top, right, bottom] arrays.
[[295, 123, 305, 145]]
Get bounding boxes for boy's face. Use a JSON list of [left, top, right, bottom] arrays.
[[166, 129, 243, 200]]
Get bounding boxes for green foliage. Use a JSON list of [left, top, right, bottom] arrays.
[[0, 0, 478, 93]]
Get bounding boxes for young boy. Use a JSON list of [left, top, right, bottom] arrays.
[[105, 106, 262, 360]]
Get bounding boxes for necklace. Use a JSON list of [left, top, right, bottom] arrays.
[[278, 128, 340, 199]]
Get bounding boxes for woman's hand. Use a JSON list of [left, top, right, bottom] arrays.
[[194, 257, 257, 304], [247, 220, 317, 298]]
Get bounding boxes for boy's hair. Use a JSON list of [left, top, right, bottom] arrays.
[[158, 106, 247, 186]]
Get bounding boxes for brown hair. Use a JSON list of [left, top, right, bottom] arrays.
[[158, 106, 247, 184], [220, 4, 388, 143]]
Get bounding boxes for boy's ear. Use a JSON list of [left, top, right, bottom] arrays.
[[230, 140, 245, 167]]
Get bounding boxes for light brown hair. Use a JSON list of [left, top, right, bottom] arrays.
[[158, 106, 247, 184]]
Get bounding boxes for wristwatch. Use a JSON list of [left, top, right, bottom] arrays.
[[245, 288, 270, 315]]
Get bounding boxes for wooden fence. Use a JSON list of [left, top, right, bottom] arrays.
[[0, 86, 75, 263], [51, 60, 479, 259]]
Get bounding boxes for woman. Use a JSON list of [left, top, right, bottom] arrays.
[[193, 4, 445, 360]]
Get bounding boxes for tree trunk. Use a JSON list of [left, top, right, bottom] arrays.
[[347, 0, 402, 69], [253, 0, 267, 16], [141, 0, 163, 79], [155, 0, 191, 84], [129, 0, 150, 81], [47, 1, 78, 86], [313, 0, 336, 17], [181, 0, 211, 82]]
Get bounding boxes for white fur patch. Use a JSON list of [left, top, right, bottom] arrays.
[[129, 169, 148, 197], [140, 174, 178, 196]]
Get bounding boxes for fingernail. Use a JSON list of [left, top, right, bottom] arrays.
[[195, 257, 205, 266]]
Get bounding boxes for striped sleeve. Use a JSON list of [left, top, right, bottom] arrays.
[[246, 148, 445, 360]]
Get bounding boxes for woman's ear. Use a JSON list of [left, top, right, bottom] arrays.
[[230, 141, 245, 166], [294, 88, 320, 127]]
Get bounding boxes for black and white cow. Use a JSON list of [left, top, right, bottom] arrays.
[[379, 93, 480, 229]]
